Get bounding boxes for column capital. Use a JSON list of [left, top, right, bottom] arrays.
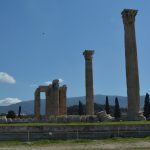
[[83, 50, 94, 60], [121, 9, 138, 25], [60, 85, 67, 91], [52, 79, 59, 88]]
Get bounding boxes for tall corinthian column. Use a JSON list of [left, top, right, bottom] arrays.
[[45, 85, 52, 120], [121, 9, 140, 120], [59, 85, 67, 115], [83, 50, 94, 115], [52, 79, 60, 116], [34, 88, 40, 120]]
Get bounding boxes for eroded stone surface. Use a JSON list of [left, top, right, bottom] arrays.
[[122, 9, 143, 120], [83, 50, 94, 115], [59, 85, 67, 115], [34, 80, 67, 120]]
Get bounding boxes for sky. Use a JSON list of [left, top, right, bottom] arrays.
[[0, 0, 150, 105]]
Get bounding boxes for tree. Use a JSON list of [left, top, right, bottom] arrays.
[[79, 100, 84, 115], [114, 97, 121, 120], [18, 106, 22, 118], [143, 93, 150, 119], [6, 110, 16, 119], [105, 96, 110, 114]]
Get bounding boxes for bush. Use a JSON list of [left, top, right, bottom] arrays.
[[6, 110, 16, 119]]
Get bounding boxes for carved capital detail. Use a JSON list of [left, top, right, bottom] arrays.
[[121, 9, 137, 25], [52, 79, 59, 88], [83, 50, 94, 60]]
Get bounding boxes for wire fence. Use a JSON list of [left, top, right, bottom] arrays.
[[1, 129, 150, 141]]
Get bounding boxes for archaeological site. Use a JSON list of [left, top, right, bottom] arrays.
[[33, 9, 145, 122], [0, 8, 149, 141]]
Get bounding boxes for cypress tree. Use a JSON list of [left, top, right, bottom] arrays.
[[114, 97, 121, 119], [18, 106, 21, 118], [143, 93, 150, 119], [79, 100, 84, 115], [105, 96, 110, 114]]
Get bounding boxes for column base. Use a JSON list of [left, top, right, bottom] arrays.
[[127, 111, 146, 121]]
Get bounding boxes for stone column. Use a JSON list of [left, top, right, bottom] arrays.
[[83, 50, 94, 115], [34, 88, 40, 120], [122, 9, 140, 120], [52, 79, 60, 116], [59, 85, 67, 115], [45, 85, 52, 120]]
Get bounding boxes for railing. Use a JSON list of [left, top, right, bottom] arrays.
[[0, 129, 150, 141]]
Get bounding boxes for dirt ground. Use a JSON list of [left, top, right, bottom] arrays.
[[0, 142, 150, 150]]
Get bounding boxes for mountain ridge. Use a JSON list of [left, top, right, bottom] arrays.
[[0, 94, 145, 115]]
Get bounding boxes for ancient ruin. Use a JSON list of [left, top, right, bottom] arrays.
[[59, 85, 67, 115], [83, 50, 94, 115], [121, 9, 144, 120], [34, 79, 67, 120], [33, 9, 147, 122], [97, 111, 114, 122]]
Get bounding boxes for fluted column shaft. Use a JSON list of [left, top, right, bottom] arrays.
[[52, 79, 60, 116], [122, 9, 140, 120], [59, 85, 67, 115], [34, 88, 40, 120], [45, 85, 52, 120], [83, 50, 94, 115]]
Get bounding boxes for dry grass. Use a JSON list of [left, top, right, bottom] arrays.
[[0, 138, 150, 149]]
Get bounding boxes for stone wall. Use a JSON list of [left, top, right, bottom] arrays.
[[0, 124, 150, 141]]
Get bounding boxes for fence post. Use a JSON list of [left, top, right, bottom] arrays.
[[77, 129, 79, 140], [27, 130, 30, 142], [117, 127, 119, 137]]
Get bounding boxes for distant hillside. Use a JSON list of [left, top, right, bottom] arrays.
[[0, 94, 145, 115], [67, 94, 145, 109]]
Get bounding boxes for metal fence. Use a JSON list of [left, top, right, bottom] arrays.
[[1, 129, 150, 141]]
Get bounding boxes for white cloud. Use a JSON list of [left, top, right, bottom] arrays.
[[31, 79, 64, 87], [0, 98, 22, 106], [44, 81, 52, 85], [0, 72, 16, 84], [58, 78, 63, 83]]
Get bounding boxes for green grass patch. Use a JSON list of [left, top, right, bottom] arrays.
[[0, 137, 150, 147], [0, 140, 23, 146], [0, 121, 150, 126]]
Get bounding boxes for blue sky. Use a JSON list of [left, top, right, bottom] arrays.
[[0, 0, 150, 105]]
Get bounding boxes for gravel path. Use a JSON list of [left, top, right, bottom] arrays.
[[0, 142, 150, 150]]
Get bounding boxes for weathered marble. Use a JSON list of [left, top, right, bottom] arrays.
[[83, 50, 94, 115], [52, 79, 60, 116], [34, 88, 40, 120], [122, 9, 140, 120], [59, 85, 67, 115], [45, 85, 52, 120], [34, 79, 68, 120]]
